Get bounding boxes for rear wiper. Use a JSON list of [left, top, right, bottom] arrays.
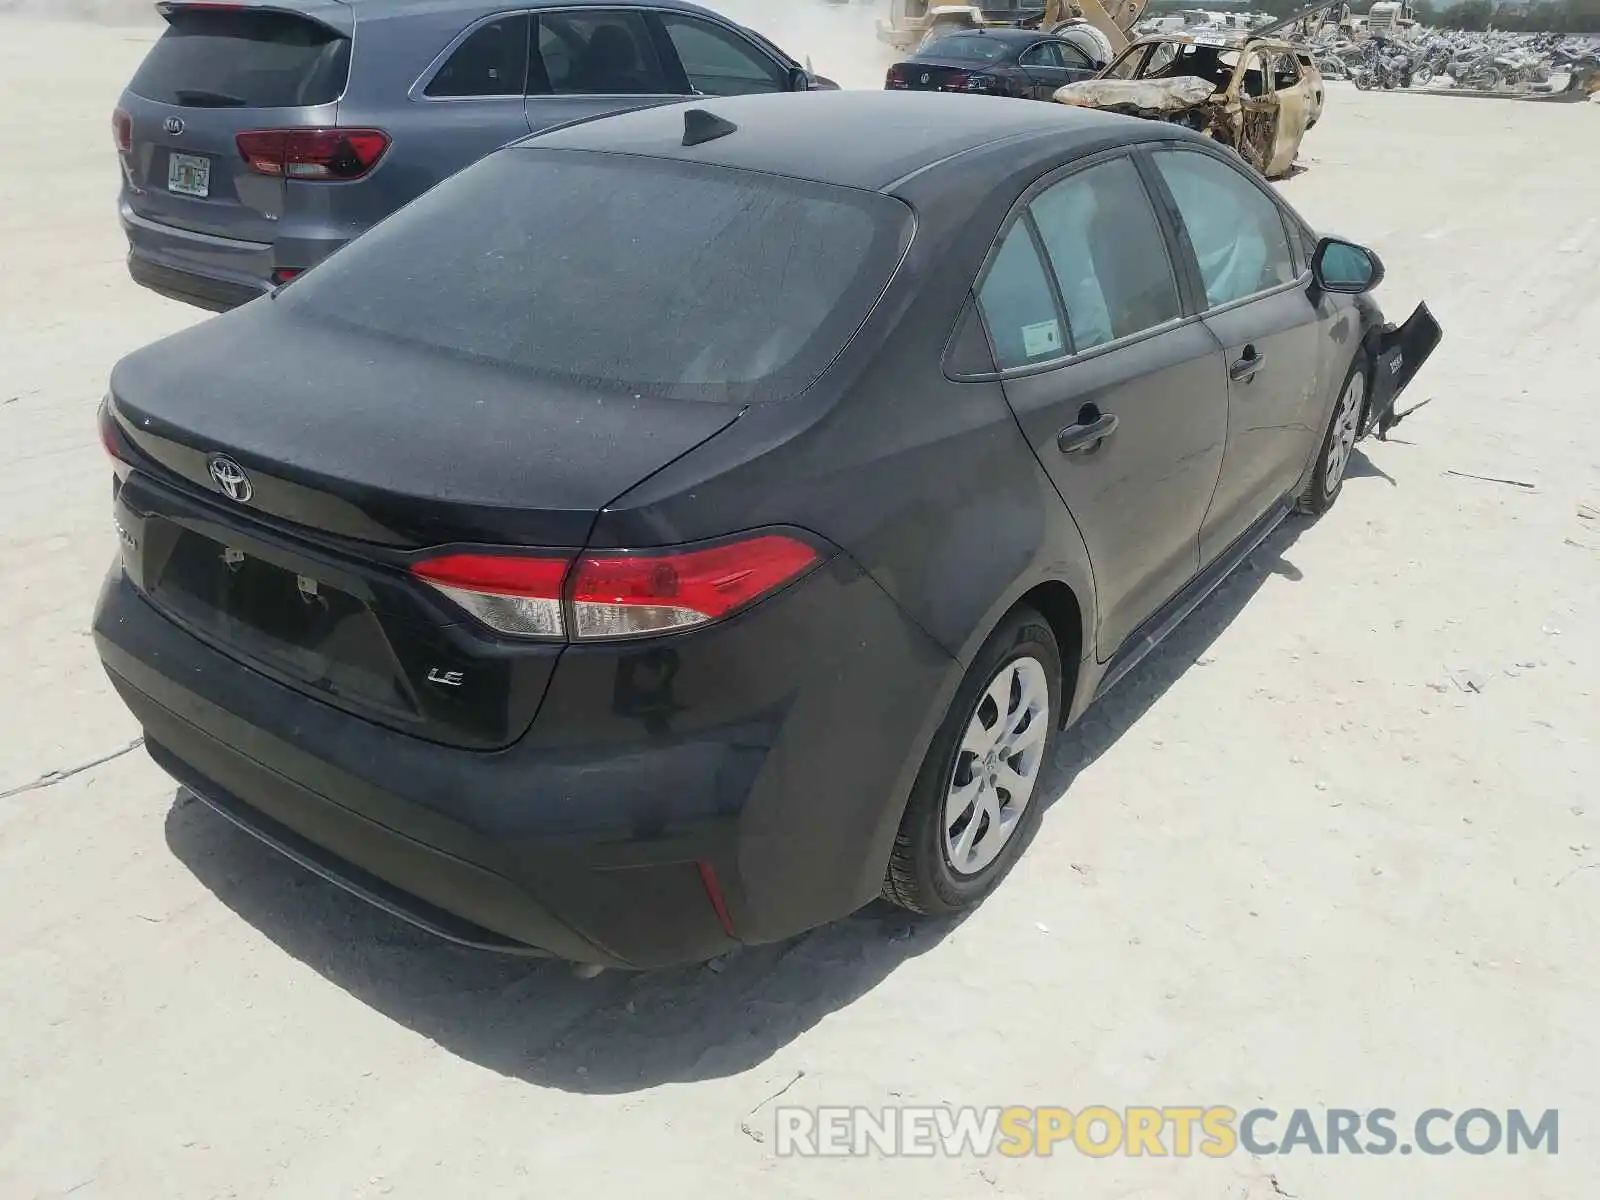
[[172, 89, 249, 108]]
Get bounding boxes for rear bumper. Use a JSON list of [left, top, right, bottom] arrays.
[[119, 200, 345, 312], [121, 201, 274, 311], [127, 255, 265, 313], [94, 555, 957, 968]]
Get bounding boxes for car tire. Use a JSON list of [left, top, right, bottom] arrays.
[[1297, 352, 1369, 516], [883, 607, 1062, 917]]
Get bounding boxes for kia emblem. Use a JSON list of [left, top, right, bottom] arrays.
[[164, 116, 185, 136]]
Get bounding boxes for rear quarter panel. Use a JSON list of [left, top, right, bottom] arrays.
[[592, 138, 1103, 694]]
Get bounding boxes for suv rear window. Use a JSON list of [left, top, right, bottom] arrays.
[[279, 149, 913, 403], [128, 9, 351, 108]]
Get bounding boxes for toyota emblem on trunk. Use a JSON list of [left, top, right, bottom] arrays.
[[164, 116, 185, 136], [208, 456, 253, 503]]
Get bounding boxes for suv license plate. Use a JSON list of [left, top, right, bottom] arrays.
[[168, 152, 211, 198]]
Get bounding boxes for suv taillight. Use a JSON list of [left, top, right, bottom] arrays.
[[410, 534, 822, 641], [236, 128, 390, 180], [113, 109, 132, 154]]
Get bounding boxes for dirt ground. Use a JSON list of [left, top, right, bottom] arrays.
[[1, 6, 1597, 1199]]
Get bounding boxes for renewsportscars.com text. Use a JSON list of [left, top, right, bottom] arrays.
[[774, 1105, 1559, 1158]]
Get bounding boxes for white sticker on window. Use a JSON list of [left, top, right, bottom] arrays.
[[1021, 320, 1063, 359]]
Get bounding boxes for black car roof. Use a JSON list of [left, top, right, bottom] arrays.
[[330, 0, 725, 16], [912, 27, 1059, 51], [519, 90, 1178, 194]]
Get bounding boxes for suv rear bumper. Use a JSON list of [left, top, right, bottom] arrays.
[[128, 255, 266, 313], [94, 554, 957, 968], [121, 201, 274, 311]]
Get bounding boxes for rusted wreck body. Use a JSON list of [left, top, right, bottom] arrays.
[[1054, 32, 1324, 179]]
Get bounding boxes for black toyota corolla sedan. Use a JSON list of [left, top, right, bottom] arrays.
[[886, 28, 1099, 99], [95, 90, 1439, 969]]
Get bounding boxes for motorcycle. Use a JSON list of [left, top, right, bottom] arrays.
[[1353, 44, 1412, 90]]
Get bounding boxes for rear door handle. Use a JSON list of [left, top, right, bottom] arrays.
[[1229, 346, 1265, 382], [1056, 410, 1118, 455]]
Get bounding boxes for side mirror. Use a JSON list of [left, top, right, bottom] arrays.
[[1312, 237, 1385, 294], [788, 66, 813, 91]]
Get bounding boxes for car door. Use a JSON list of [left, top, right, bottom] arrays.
[[524, 8, 683, 134], [979, 152, 1229, 659], [652, 10, 792, 95], [1147, 146, 1326, 566], [1016, 40, 1096, 100], [1232, 49, 1278, 175], [408, 13, 535, 183], [1266, 52, 1309, 175]]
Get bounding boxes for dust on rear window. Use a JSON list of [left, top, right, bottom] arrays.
[[128, 9, 351, 108], [278, 149, 914, 404]]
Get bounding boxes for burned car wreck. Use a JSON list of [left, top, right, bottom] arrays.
[[1054, 32, 1323, 178]]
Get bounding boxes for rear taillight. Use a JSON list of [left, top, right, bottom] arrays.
[[271, 268, 303, 285], [236, 128, 390, 181], [409, 533, 822, 641], [886, 65, 907, 87], [112, 109, 132, 154], [568, 537, 820, 639], [411, 553, 571, 639]]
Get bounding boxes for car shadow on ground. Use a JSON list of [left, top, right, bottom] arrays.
[[164, 513, 1317, 1095], [1025, 513, 1310, 821]]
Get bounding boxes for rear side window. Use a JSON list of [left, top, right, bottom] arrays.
[[532, 11, 672, 95], [1019, 42, 1064, 69], [425, 14, 530, 98], [128, 9, 350, 108], [278, 150, 912, 403], [978, 223, 1066, 370]]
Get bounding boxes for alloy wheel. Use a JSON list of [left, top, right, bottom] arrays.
[[1324, 371, 1365, 497], [943, 656, 1050, 876]]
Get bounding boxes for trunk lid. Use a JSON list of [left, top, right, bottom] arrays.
[[107, 302, 744, 549], [890, 57, 995, 90], [106, 302, 744, 751], [118, 2, 353, 242]]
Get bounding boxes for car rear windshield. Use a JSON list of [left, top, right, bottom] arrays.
[[128, 8, 351, 108], [277, 149, 914, 404], [920, 34, 1012, 63]]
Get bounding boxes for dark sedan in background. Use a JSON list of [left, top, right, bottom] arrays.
[[95, 91, 1438, 970], [886, 28, 1098, 98]]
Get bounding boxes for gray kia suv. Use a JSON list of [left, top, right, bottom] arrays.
[[114, 0, 836, 311]]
